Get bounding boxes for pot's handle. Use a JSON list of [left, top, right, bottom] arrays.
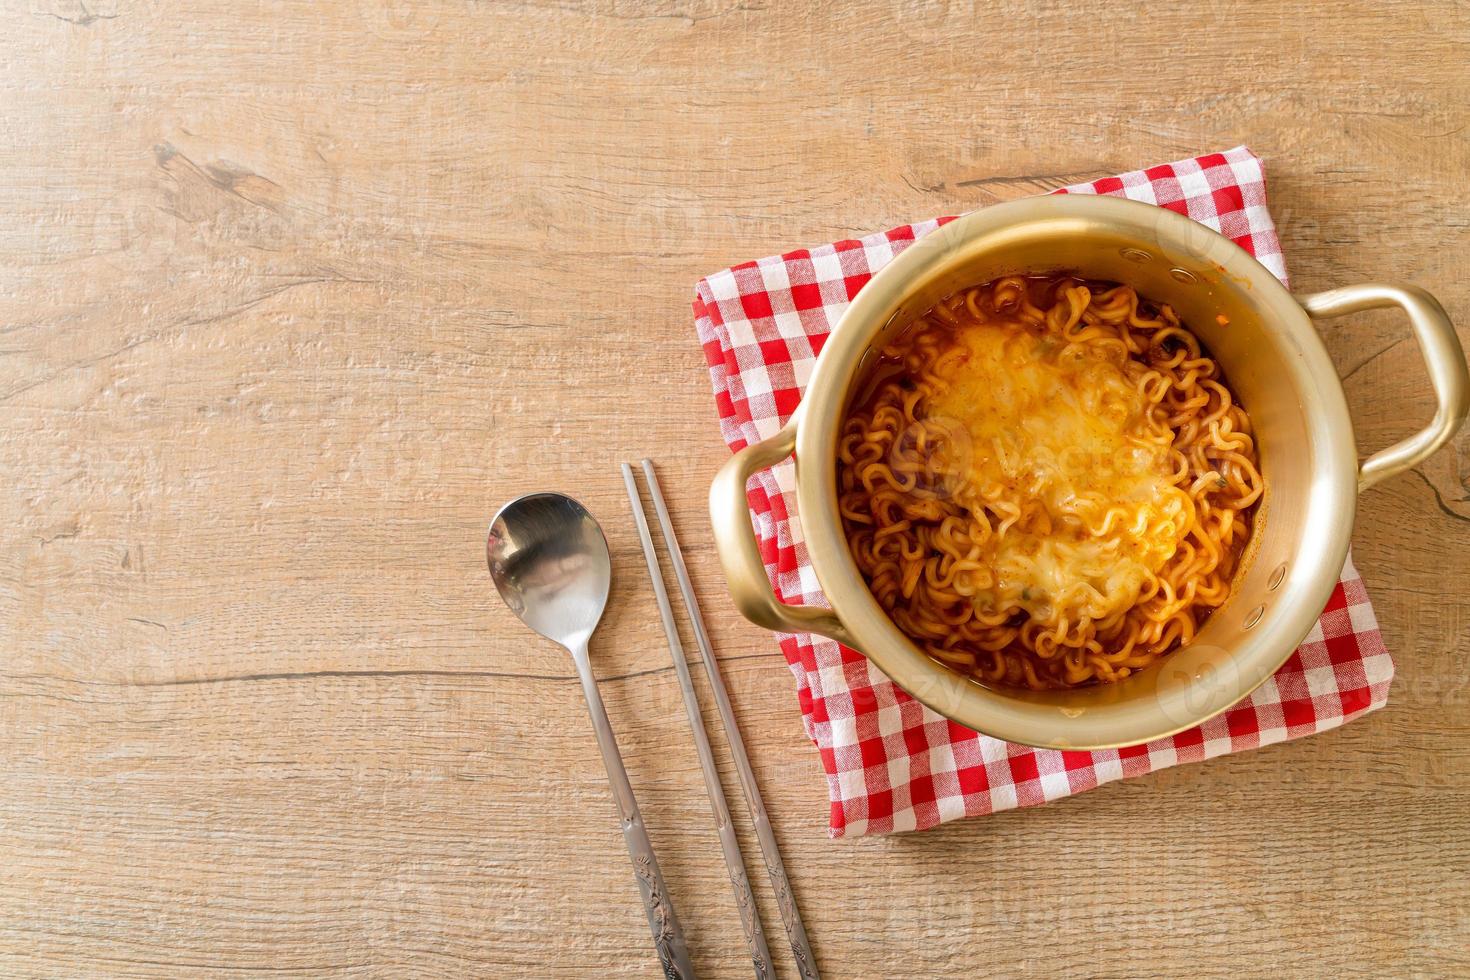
[[709, 421, 853, 645], [1298, 283, 1470, 491]]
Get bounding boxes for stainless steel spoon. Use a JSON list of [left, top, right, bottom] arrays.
[[487, 492, 694, 980]]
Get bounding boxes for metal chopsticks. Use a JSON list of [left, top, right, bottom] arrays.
[[624, 459, 821, 980], [622, 463, 773, 980]]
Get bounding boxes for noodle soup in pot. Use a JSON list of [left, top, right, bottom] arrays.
[[710, 194, 1467, 749], [837, 275, 1260, 691]]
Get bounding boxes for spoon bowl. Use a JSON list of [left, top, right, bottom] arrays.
[[487, 492, 611, 649]]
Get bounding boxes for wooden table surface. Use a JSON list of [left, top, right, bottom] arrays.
[[3, 1, 1468, 976]]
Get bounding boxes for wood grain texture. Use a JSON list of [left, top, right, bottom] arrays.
[[2, 0, 1468, 976]]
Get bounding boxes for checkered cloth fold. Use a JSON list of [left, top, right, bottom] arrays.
[[693, 147, 1393, 837]]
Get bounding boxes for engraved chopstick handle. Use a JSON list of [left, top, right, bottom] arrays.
[[763, 844, 818, 980], [568, 642, 694, 980]]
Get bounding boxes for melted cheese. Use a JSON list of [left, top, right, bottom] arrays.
[[926, 321, 1189, 625]]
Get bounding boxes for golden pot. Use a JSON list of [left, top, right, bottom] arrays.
[[710, 194, 1469, 750]]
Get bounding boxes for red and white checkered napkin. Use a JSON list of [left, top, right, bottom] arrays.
[[693, 147, 1396, 837]]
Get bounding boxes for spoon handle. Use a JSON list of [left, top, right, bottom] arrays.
[[569, 643, 695, 980]]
